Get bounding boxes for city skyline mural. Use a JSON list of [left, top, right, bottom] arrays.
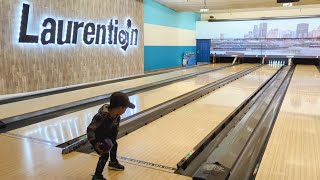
[[196, 17, 320, 57]]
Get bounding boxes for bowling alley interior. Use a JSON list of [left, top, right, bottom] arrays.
[[1, 0, 320, 180]]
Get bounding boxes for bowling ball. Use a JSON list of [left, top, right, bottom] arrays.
[[98, 139, 113, 153]]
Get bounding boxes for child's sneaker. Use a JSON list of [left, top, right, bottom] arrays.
[[92, 174, 107, 180], [108, 161, 125, 171]]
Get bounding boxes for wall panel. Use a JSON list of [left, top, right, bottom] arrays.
[[0, 0, 144, 94]]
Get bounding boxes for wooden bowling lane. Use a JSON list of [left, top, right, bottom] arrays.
[[0, 134, 191, 180], [8, 64, 254, 144], [114, 66, 280, 171], [0, 65, 224, 100], [0, 64, 229, 120], [256, 65, 320, 180]]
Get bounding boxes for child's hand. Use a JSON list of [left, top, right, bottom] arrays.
[[94, 139, 113, 156], [94, 142, 104, 154]]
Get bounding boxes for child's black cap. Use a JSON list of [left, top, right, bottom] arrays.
[[109, 92, 135, 109]]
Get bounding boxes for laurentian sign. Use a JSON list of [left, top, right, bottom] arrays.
[[18, 3, 139, 51]]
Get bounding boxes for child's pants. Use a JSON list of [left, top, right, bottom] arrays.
[[94, 138, 118, 175]]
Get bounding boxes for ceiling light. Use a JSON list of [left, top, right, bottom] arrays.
[[283, 3, 293, 7], [200, 8, 209, 12], [200, 0, 209, 12]]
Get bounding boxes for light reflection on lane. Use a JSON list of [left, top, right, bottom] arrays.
[[10, 64, 277, 144]]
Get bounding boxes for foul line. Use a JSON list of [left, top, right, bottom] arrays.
[[117, 156, 177, 171], [4, 132, 58, 146]]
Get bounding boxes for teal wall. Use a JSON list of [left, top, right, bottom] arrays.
[[144, 0, 199, 30], [144, 46, 196, 71], [144, 0, 200, 71]]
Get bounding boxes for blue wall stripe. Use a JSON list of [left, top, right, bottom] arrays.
[[144, 0, 200, 30], [144, 46, 196, 71]]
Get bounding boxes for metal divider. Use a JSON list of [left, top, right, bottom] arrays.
[[0, 65, 233, 133], [175, 66, 284, 175], [183, 66, 294, 180], [60, 65, 262, 155], [0, 64, 210, 105], [228, 66, 294, 180]]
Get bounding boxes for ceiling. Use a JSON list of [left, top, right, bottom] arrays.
[[155, 0, 320, 12]]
